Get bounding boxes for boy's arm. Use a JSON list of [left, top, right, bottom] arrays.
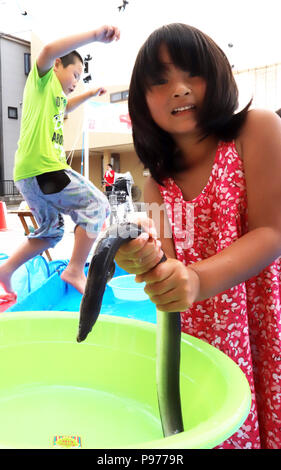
[[36, 25, 120, 77], [66, 87, 106, 113]]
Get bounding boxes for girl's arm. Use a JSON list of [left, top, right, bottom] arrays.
[[140, 109, 281, 311], [117, 109, 281, 312], [36, 25, 120, 76], [115, 177, 201, 312], [189, 109, 281, 300], [66, 87, 106, 113]]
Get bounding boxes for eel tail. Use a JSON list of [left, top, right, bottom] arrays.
[[157, 310, 184, 436], [76, 221, 184, 438]]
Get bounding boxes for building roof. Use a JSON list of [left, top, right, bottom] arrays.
[[0, 32, 30, 46]]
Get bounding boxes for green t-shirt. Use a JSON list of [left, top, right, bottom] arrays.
[[14, 62, 69, 181]]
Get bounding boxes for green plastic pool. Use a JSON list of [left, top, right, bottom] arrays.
[[0, 311, 251, 449]]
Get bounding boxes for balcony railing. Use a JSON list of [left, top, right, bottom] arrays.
[[0, 180, 20, 196]]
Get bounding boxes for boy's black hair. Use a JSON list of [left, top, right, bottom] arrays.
[[128, 23, 252, 184], [60, 50, 83, 67]]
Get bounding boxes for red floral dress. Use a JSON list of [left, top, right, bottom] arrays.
[[158, 141, 281, 449]]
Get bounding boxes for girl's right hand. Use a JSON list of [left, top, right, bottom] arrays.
[[114, 217, 163, 275]]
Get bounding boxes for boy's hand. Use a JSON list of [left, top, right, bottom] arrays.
[[94, 25, 120, 43], [92, 87, 106, 97]]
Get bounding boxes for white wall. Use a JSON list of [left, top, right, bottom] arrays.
[[1, 36, 30, 180]]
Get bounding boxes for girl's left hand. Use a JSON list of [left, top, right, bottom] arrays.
[[136, 258, 200, 312]]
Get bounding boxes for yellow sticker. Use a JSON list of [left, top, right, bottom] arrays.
[[53, 435, 81, 448]]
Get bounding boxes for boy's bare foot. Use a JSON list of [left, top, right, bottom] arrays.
[[60, 268, 87, 295]]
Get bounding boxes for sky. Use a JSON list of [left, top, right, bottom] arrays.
[[0, 0, 281, 86]]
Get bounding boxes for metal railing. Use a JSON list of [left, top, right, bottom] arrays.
[[0, 180, 20, 196]]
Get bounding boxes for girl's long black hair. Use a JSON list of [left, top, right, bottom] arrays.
[[128, 23, 251, 184]]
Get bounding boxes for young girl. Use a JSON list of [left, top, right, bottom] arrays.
[[115, 23, 281, 449]]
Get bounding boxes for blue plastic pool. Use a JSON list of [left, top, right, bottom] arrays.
[[3, 255, 156, 323]]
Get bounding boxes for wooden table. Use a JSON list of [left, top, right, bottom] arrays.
[[8, 210, 52, 262]]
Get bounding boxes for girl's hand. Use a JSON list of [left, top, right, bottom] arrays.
[[136, 259, 200, 312], [94, 25, 120, 43], [115, 217, 163, 275], [115, 233, 163, 275]]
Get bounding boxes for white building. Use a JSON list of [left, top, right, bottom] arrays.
[[0, 33, 30, 195]]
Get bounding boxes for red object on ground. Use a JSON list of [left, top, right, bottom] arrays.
[[0, 201, 8, 231], [0, 291, 17, 312], [0, 299, 17, 312]]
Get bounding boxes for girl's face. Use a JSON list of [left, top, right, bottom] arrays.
[[145, 46, 206, 137]]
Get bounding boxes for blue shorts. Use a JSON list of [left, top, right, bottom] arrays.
[[15, 168, 110, 247]]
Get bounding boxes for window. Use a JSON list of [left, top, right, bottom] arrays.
[[110, 90, 129, 103], [24, 52, 31, 75], [8, 107, 18, 119], [110, 91, 122, 103]]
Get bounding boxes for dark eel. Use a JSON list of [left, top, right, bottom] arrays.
[[77, 222, 184, 437]]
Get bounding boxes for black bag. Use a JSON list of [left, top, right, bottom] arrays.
[[36, 170, 71, 195]]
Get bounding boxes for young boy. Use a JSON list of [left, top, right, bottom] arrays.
[[0, 25, 120, 299]]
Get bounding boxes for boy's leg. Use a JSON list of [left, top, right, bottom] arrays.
[[0, 176, 65, 299], [58, 169, 110, 294], [60, 225, 96, 294], [0, 237, 51, 297]]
